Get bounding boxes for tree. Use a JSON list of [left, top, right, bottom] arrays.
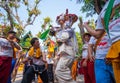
[[76, 0, 105, 16], [0, 0, 41, 37], [36, 17, 52, 39]]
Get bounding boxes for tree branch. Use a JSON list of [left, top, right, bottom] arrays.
[[23, 15, 37, 28], [14, 7, 23, 26], [24, 0, 40, 28], [93, 0, 102, 14], [4, 4, 14, 30]]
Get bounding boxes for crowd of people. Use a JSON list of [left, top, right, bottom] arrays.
[[0, 0, 120, 83], [79, 0, 120, 83]]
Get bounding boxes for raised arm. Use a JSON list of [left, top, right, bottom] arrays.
[[83, 22, 105, 39]]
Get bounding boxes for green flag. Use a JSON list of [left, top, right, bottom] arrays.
[[40, 29, 50, 40], [104, 0, 114, 37]]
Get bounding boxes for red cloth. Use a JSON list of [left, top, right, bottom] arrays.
[[78, 59, 84, 74], [79, 59, 96, 83], [0, 56, 12, 83]]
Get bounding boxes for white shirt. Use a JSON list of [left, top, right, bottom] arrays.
[[46, 57, 54, 64], [32, 57, 45, 66], [89, 36, 96, 45], [27, 47, 45, 66], [96, 0, 120, 44], [0, 38, 13, 57], [89, 35, 111, 59], [82, 42, 88, 59]]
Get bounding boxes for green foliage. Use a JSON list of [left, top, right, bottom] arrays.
[[76, 0, 105, 17], [0, 0, 41, 38], [20, 31, 32, 48], [0, 13, 3, 17], [76, 32, 83, 56], [81, 0, 96, 17], [3, 26, 11, 36], [44, 17, 51, 24], [41, 24, 45, 29], [36, 31, 41, 38], [41, 17, 52, 30], [0, 25, 11, 37], [20, 37, 31, 48], [23, 0, 28, 5], [24, 38, 31, 47], [13, 23, 24, 37], [35, 0, 40, 4], [88, 19, 96, 30], [28, 8, 41, 16], [9, 1, 20, 8]]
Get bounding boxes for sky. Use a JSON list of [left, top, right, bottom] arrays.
[[0, 0, 98, 36], [24, 0, 98, 36]]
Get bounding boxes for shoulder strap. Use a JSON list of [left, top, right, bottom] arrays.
[[104, 0, 115, 37]]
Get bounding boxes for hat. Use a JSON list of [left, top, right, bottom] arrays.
[[56, 14, 64, 24], [68, 14, 78, 23], [65, 9, 78, 23], [8, 31, 16, 34], [83, 33, 91, 38]]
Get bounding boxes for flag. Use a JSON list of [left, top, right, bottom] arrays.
[[104, 0, 114, 38], [40, 29, 50, 40], [22, 31, 32, 41], [20, 31, 32, 47]]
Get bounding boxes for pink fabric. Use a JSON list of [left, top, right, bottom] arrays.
[[0, 56, 12, 83]]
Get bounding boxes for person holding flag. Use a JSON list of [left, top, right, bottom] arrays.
[[45, 38, 55, 83], [82, 0, 120, 83]]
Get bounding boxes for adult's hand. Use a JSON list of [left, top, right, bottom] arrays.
[[82, 60, 87, 67], [78, 23, 83, 28], [83, 22, 90, 28], [105, 58, 112, 65], [89, 55, 95, 62]]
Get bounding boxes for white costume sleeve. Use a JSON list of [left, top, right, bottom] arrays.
[[89, 36, 96, 45], [96, 15, 104, 30]]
